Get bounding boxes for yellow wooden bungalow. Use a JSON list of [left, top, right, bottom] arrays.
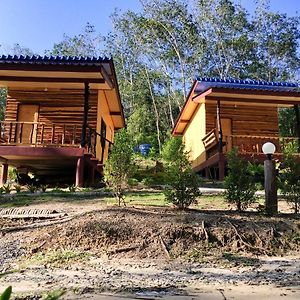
[[172, 78, 300, 180], [0, 55, 125, 186]]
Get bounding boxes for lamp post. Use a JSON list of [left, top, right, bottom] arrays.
[[262, 142, 278, 215]]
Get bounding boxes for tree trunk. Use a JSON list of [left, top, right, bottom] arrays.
[[144, 67, 162, 152]]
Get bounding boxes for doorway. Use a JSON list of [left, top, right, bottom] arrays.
[[17, 104, 39, 144], [221, 118, 232, 152]]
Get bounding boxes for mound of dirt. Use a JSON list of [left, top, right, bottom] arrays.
[[10, 207, 299, 260]]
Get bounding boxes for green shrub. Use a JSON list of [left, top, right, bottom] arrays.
[[3, 184, 12, 194], [27, 184, 37, 193], [279, 144, 300, 214], [163, 137, 201, 209], [0, 286, 12, 300], [40, 184, 48, 193], [68, 184, 76, 192], [104, 129, 134, 206], [14, 184, 22, 193], [224, 148, 257, 211], [128, 178, 139, 187]]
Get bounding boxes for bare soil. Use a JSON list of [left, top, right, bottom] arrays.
[[0, 197, 299, 299]]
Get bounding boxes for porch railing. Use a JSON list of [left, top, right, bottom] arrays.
[[0, 121, 83, 146], [229, 135, 298, 154], [202, 129, 299, 156]]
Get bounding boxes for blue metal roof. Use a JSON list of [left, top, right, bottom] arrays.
[[195, 77, 299, 93], [0, 55, 111, 66]]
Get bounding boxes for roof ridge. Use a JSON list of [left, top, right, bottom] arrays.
[[196, 77, 298, 88], [0, 54, 111, 63]]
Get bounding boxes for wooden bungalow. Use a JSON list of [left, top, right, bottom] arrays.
[[0, 55, 125, 186], [172, 78, 300, 180]]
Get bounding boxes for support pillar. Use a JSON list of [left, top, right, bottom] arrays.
[[0, 163, 8, 186], [81, 82, 90, 148], [264, 159, 278, 215], [217, 100, 223, 154], [75, 157, 84, 187]]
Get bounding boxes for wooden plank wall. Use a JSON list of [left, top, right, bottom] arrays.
[[5, 89, 98, 144], [206, 102, 279, 136]]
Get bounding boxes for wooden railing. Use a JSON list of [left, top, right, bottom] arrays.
[[202, 130, 299, 156], [229, 135, 298, 154], [0, 121, 82, 146]]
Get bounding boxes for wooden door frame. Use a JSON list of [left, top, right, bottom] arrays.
[[16, 103, 40, 144]]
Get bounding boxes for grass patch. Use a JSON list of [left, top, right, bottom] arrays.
[[19, 250, 91, 268], [42, 288, 66, 300], [196, 195, 228, 210], [222, 252, 260, 267]]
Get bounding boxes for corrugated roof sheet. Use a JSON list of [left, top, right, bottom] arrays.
[[195, 77, 299, 92], [0, 55, 110, 66]]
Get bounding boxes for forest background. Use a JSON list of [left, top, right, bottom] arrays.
[[0, 0, 299, 152]]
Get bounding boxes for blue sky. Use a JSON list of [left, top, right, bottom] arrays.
[[0, 0, 299, 54]]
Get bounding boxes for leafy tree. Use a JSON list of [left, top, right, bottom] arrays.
[[195, 0, 255, 79], [47, 23, 103, 57], [0, 43, 35, 122], [163, 136, 201, 209], [251, 0, 300, 81], [279, 143, 300, 214], [0, 89, 7, 121], [224, 148, 257, 211], [104, 129, 134, 206]]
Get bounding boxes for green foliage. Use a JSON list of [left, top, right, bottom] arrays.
[[161, 136, 183, 163], [48, 23, 102, 57], [104, 129, 134, 206], [224, 148, 257, 211], [279, 145, 300, 214], [42, 289, 65, 300], [3, 184, 12, 194], [0, 88, 7, 121], [0, 286, 12, 300], [68, 184, 76, 193], [40, 184, 48, 193], [27, 184, 37, 194], [14, 184, 21, 193], [163, 137, 201, 209]]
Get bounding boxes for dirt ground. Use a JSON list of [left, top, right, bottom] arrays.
[[0, 195, 299, 299]]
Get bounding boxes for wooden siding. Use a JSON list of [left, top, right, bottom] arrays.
[[4, 89, 98, 145], [206, 103, 279, 136]]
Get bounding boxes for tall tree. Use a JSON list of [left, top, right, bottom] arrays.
[[48, 23, 103, 57]]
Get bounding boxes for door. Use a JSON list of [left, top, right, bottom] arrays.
[[221, 118, 232, 152], [17, 104, 39, 144]]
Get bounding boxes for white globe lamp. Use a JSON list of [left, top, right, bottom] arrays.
[[262, 142, 276, 159]]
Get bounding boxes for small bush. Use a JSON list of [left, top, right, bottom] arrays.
[[128, 178, 139, 187], [40, 184, 48, 193], [104, 129, 134, 206], [224, 148, 257, 211], [163, 137, 201, 209], [68, 185, 76, 193], [3, 184, 12, 194], [27, 184, 37, 193], [14, 184, 22, 193], [279, 144, 300, 214]]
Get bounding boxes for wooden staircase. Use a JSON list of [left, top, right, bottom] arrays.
[[84, 153, 104, 176]]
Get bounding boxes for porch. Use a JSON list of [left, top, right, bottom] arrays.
[[0, 120, 113, 186], [198, 129, 298, 179]]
